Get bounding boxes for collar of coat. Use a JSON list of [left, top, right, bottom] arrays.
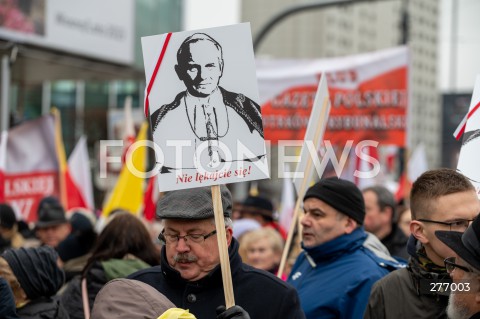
[[301, 227, 367, 266]]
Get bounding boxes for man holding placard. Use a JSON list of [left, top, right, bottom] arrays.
[[129, 186, 305, 319]]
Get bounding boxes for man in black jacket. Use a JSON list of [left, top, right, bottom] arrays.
[[129, 185, 305, 319], [363, 185, 408, 259]]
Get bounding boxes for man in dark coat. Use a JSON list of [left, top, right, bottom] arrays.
[[363, 185, 408, 259], [129, 185, 305, 319], [364, 168, 480, 319]]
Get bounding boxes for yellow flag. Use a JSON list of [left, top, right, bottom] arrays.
[[102, 121, 149, 216], [157, 308, 196, 319]]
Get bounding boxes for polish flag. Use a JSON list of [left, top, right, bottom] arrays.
[[0, 114, 61, 222], [143, 175, 159, 221], [67, 136, 94, 210]]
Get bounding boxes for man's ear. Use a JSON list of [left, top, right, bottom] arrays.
[[226, 226, 233, 246], [344, 217, 357, 234], [410, 220, 428, 244], [175, 64, 183, 81]]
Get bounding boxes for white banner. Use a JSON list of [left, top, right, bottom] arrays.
[[0, 0, 134, 64], [457, 74, 480, 197]]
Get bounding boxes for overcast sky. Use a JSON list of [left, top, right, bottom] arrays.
[[182, 0, 479, 93], [438, 0, 480, 93]]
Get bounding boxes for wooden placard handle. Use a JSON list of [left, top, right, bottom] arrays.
[[211, 185, 235, 308]]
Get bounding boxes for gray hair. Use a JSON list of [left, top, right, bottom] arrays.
[[363, 185, 396, 217]]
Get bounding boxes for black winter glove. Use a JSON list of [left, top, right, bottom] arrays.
[[216, 305, 251, 319]]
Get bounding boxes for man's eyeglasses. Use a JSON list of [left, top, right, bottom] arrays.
[[158, 229, 217, 245], [444, 257, 471, 274], [416, 218, 473, 231]]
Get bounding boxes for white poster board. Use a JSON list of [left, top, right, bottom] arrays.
[[457, 74, 480, 197], [142, 23, 269, 191], [293, 75, 331, 198]]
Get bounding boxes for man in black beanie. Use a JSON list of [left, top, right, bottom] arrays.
[[287, 177, 392, 319], [0, 246, 68, 318]]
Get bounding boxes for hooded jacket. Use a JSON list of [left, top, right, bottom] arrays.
[[129, 238, 305, 319], [364, 235, 450, 319], [91, 278, 176, 319], [287, 227, 390, 319], [60, 257, 151, 319]]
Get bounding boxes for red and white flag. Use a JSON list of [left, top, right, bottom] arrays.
[[457, 75, 480, 197], [67, 135, 94, 210], [0, 114, 61, 222], [278, 170, 295, 233], [143, 175, 159, 222]]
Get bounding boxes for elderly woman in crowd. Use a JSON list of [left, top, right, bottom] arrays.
[[239, 227, 284, 277]]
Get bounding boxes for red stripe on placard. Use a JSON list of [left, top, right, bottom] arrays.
[[144, 32, 172, 118], [454, 101, 480, 140]]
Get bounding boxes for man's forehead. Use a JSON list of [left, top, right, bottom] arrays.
[[164, 218, 211, 229]]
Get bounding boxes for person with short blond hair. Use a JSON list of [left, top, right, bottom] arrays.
[[239, 227, 284, 275]]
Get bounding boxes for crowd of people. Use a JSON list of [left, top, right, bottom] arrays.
[[0, 168, 479, 319]]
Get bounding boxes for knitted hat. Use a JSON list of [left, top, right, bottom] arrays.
[[157, 185, 232, 220], [91, 278, 176, 319], [2, 246, 65, 299], [0, 203, 16, 229], [241, 196, 274, 220], [304, 177, 365, 225], [35, 196, 67, 228]]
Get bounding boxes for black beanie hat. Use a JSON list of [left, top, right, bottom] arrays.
[[2, 246, 65, 300], [304, 177, 365, 225], [0, 203, 17, 229]]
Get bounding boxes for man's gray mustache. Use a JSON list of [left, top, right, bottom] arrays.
[[174, 253, 198, 263]]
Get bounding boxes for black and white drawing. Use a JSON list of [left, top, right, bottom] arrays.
[[142, 24, 269, 191]]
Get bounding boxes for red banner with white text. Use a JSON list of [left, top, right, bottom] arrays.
[[257, 47, 408, 146], [0, 115, 60, 222]]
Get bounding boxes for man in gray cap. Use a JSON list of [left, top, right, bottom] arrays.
[[129, 185, 305, 319], [436, 216, 480, 319]]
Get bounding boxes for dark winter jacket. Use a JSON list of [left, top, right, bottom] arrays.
[[287, 227, 390, 319], [17, 297, 69, 319], [129, 238, 305, 319], [0, 277, 18, 319], [381, 224, 409, 260], [364, 236, 450, 319], [60, 258, 150, 319]]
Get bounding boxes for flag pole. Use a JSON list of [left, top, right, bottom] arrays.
[[52, 108, 68, 209], [211, 185, 235, 308]]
